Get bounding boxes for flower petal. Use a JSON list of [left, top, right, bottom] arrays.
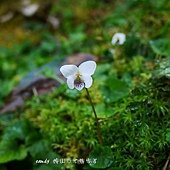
[[111, 33, 126, 45], [79, 61, 96, 76], [111, 35, 118, 45], [67, 76, 75, 89], [75, 83, 84, 91], [118, 33, 126, 45], [82, 75, 93, 88], [60, 65, 78, 78]]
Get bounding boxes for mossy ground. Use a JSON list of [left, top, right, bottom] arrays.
[[0, 0, 170, 170]]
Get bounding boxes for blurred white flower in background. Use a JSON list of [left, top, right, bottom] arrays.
[[0, 12, 14, 23], [60, 61, 96, 91], [47, 16, 60, 29], [21, 0, 39, 17], [111, 33, 126, 45]]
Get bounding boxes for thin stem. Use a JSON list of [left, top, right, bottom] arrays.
[[85, 88, 103, 144], [163, 154, 170, 170]]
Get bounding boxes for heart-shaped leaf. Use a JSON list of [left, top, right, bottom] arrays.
[[88, 145, 113, 169]]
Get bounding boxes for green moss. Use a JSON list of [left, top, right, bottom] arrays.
[[0, 0, 170, 169]]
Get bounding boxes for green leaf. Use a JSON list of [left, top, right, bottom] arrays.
[[3, 121, 27, 140], [0, 145, 27, 163], [33, 152, 64, 170], [88, 145, 113, 169], [28, 140, 50, 158], [34, 165, 55, 170], [150, 39, 170, 56], [0, 120, 36, 163], [28, 140, 60, 160], [102, 76, 130, 102], [107, 168, 124, 170], [1, 120, 36, 145], [166, 131, 170, 142], [95, 104, 116, 118]]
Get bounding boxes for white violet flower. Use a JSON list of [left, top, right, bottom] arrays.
[[21, 3, 39, 17], [111, 33, 126, 45], [60, 61, 96, 91]]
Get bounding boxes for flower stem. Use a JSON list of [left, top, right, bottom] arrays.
[[85, 88, 103, 144]]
